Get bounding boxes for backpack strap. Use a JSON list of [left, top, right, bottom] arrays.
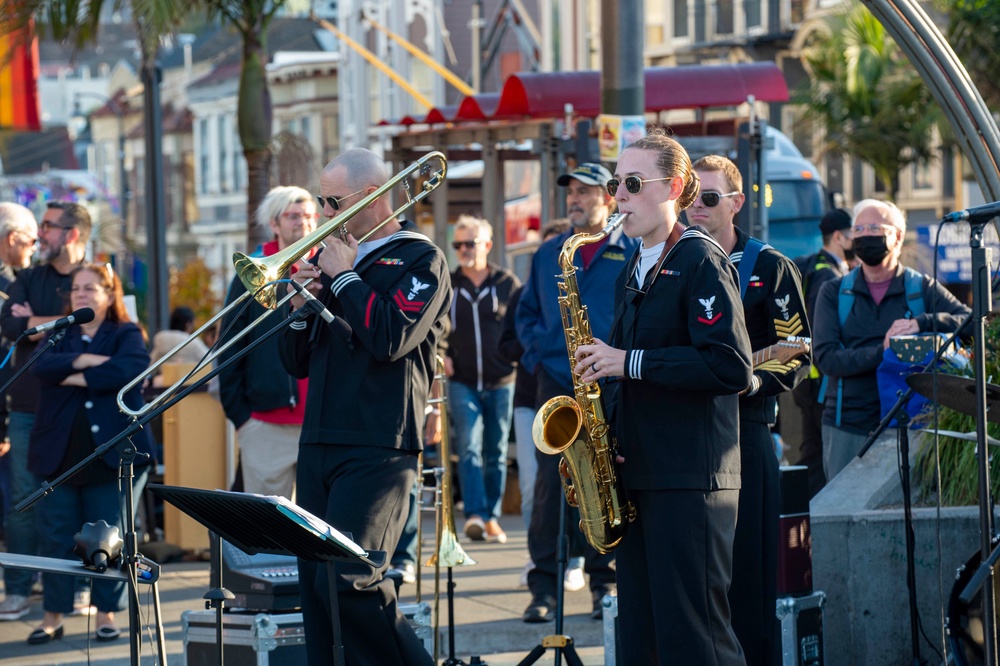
[[837, 267, 860, 328], [737, 238, 766, 301], [903, 266, 925, 318], [830, 267, 862, 423]]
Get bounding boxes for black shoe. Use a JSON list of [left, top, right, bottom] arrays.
[[522, 596, 556, 623], [27, 624, 63, 645], [95, 624, 121, 642], [591, 588, 615, 620]]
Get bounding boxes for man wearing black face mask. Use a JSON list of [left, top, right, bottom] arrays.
[[812, 199, 970, 482], [791, 207, 856, 497]]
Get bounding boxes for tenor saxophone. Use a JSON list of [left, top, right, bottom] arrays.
[[532, 213, 635, 554]]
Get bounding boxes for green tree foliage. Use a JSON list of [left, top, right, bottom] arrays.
[[940, 0, 1000, 113], [797, 4, 940, 200], [168, 256, 221, 327]]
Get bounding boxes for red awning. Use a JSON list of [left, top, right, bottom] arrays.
[[379, 62, 788, 127]]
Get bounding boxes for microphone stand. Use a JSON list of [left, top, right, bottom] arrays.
[[17, 300, 324, 666], [0, 328, 68, 394]]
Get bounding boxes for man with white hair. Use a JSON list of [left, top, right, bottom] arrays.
[[0, 202, 37, 529], [812, 199, 970, 480], [0, 203, 38, 278]]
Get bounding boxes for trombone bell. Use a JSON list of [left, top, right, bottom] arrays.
[[233, 253, 283, 309]]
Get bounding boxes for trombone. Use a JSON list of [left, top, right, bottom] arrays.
[[420, 355, 475, 663], [116, 151, 447, 418]]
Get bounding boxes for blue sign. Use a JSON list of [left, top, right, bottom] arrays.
[[915, 222, 1000, 283]]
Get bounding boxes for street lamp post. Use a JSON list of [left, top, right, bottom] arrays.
[[75, 92, 129, 282]]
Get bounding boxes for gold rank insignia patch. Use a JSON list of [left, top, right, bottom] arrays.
[[774, 313, 804, 338]]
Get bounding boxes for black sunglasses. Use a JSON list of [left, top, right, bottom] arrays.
[[606, 176, 671, 197], [452, 240, 483, 250], [316, 187, 366, 211], [39, 220, 76, 233], [699, 191, 741, 207]]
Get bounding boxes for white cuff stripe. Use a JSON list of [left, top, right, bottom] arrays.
[[289, 320, 308, 330], [629, 350, 643, 379], [331, 272, 361, 296]]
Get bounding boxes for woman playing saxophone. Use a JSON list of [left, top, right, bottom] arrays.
[[574, 129, 753, 665]]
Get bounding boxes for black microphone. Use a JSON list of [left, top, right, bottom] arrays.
[[943, 200, 1000, 224], [290, 281, 335, 324], [290, 281, 354, 348], [23, 307, 95, 337]]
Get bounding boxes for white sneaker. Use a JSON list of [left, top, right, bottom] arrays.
[[519, 559, 536, 587], [463, 516, 486, 541], [0, 594, 30, 621], [564, 566, 586, 592], [69, 589, 96, 617]]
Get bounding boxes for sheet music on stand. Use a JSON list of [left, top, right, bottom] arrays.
[[149, 484, 385, 666], [146, 484, 383, 568]]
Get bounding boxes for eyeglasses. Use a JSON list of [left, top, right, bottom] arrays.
[[452, 239, 484, 250], [606, 176, 672, 197], [699, 191, 741, 207], [39, 220, 75, 233], [316, 188, 367, 211], [13, 233, 37, 245], [281, 212, 319, 222], [853, 223, 897, 235]]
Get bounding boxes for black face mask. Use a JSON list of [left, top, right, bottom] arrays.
[[842, 244, 856, 262], [853, 235, 890, 266]]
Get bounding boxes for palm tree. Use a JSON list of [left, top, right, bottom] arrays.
[[197, 0, 282, 251], [2, 0, 285, 251], [942, 0, 1000, 113], [797, 4, 940, 201]]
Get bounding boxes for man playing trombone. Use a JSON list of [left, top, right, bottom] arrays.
[[280, 148, 449, 665]]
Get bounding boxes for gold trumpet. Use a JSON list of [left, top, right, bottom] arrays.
[[116, 151, 447, 418]]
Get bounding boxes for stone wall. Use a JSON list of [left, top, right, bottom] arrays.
[[809, 435, 984, 665]]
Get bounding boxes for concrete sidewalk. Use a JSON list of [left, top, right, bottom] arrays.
[[0, 513, 609, 665]]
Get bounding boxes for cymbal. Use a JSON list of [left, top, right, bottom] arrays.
[[906, 373, 1000, 424]]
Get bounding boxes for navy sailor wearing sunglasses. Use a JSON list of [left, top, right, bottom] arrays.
[[692, 155, 811, 666], [575, 130, 752, 664]]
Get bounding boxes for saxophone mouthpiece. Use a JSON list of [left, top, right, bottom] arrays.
[[607, 212, 628, 230]]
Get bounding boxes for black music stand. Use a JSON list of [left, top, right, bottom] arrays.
[[147, 484, 385, 666]]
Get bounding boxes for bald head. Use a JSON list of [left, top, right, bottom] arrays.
[[324, 148, 389, 192], [318, 148, 398, 240]]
